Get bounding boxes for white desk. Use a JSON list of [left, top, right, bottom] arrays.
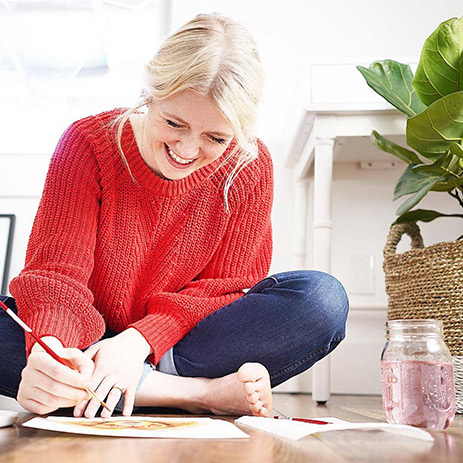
[[286, 104, 406, 402]]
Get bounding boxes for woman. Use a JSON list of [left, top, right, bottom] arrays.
[[0, 13, 348, 418]]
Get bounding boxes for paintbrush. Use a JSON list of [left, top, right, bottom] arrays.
[[0, 299, 110, 412]]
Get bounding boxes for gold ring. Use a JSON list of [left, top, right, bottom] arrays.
[[111, 385, 126, 395]]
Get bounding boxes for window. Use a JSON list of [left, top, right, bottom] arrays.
[[0, 0, 169, 154]]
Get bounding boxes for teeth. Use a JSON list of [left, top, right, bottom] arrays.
[[167, 146, 194, 165]]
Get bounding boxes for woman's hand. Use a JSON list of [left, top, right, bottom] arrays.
[[17, 336, 95, 415], [74, 328, 152, 418]]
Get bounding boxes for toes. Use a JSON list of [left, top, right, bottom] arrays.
[[248, 391, 260, 404], [244, 381, 257, 394], [250, 399, 264, 415], [237, 362, 265, 383], [249, 401, 270, 417]]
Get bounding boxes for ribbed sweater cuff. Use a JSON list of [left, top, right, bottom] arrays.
[[129, 313, 189, 364], [10, 277, 107, 355], [21, 305, 85, 354]]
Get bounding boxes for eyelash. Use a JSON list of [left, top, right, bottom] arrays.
[[209, 136, 226, 145], [165, 119, 227, 145], [166, 119, 181, 129]]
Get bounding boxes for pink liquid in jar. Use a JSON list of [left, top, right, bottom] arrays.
[[381, 360, 455, 430]]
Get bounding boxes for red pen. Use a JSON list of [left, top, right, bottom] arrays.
[[0, 300, 110, 411], [273, 416, 330, 425]]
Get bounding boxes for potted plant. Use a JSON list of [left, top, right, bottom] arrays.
[[357, 17, 463, 235], [357, 16, 463, 412]]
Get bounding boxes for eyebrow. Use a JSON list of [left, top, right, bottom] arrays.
[[162, 112, 234, 139]]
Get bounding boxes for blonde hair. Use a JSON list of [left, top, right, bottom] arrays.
[[114, 12, 264, 212]]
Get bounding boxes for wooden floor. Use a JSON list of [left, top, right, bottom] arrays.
[[1, 394, 462, 463]]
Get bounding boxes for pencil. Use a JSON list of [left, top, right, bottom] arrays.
[[0, 300, 111, 412]]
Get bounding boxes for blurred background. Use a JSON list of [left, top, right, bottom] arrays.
[[1, 1, 462, 406]]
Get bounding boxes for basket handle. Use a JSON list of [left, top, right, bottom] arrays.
[[383, 222, 425, 258]]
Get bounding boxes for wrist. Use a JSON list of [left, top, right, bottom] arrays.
[[123, 328, 153, 358]]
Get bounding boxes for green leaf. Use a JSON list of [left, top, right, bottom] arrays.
[[449, 142, 463, 158], [357, 61, 427, 117], [406, 91, 463, 159], [394, 209, 463, 224], [393, 165, 441, 199], [413, 17, 463, 106], [396, 175, 445, 215], [431, 180, 461, 191], [371, 131, 421, 164], [412, 150, 462, 176]]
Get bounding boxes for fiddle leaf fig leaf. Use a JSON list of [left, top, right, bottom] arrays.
[[411, 150, 462, 176], [449, 142, 463, 158], [371, 131, 421, 164], [406, 91, 463, 159], [413, 17, 463, 105], [357, 61, 426, 117], [394, 209, 463, 224], [396, 175, 445, 215], [394, 165, 443, 200]]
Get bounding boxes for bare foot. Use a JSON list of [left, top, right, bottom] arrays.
[[202, 362, 272, 417]]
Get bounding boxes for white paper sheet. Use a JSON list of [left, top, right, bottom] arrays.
[[235, 416, 434, 442], [22, 416, 249, 439]]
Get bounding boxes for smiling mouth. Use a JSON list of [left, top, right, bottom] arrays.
[[166, 145, 195, 165]]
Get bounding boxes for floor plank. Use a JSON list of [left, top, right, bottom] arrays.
[[0, 394, 462, 463]]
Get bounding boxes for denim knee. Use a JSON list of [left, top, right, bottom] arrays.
[[304, 270, 348, 335], [273, 270, 349, 340]]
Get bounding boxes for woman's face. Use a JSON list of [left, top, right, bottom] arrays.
[[142, 90, 234, 180]]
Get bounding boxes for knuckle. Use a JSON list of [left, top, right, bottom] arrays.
[[49, 364, 62, 378], [76, 390, 89, 402], [36, 404, 52, 415], [47, 380, 60, 396], [20, 367, 29, 380]]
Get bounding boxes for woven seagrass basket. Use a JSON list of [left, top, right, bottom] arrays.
[[383, 222, 463, 413]]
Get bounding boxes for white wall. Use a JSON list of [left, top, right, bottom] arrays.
[[169, 0, 463, 274]]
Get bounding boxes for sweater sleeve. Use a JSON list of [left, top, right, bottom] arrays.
[[9, 122, 106, 354], [129, 147, 274, 363]]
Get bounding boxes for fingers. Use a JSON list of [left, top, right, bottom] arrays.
[[85, 376, 115, 418], [35, 350, 93, 390], [74, 381, 135, 419], [60, 348, 95, 379], [17, 395, 56, 416], [17, 342, 95, 416], [122, 388, 135, 417], [17, 365, 91, 415], [100, 388, 123, 418]]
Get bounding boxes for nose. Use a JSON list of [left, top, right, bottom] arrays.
[[176, 134, 200, 159]]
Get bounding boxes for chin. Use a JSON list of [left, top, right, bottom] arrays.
[[162, 169, 193, 181]]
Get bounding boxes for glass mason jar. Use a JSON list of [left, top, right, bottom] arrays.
[[381, 319, 455, 430]]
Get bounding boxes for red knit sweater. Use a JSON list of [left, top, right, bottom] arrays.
[[9, 109, 273, 363]]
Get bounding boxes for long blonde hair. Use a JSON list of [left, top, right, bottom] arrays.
[[114, 13, 264, 212]]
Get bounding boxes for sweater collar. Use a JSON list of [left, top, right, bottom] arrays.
[[121, 116, 226, 197]]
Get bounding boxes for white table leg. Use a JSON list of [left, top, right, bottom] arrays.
[[311, 138, 334, 403]]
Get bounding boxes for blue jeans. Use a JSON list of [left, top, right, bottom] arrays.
[[0, 270, 348, 400]]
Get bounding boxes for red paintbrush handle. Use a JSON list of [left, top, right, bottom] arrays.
[[0, 299, 111, 411], [0, 300, 73, 369], [273, 416, 330, 425], [30, 333, 75, 369]]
